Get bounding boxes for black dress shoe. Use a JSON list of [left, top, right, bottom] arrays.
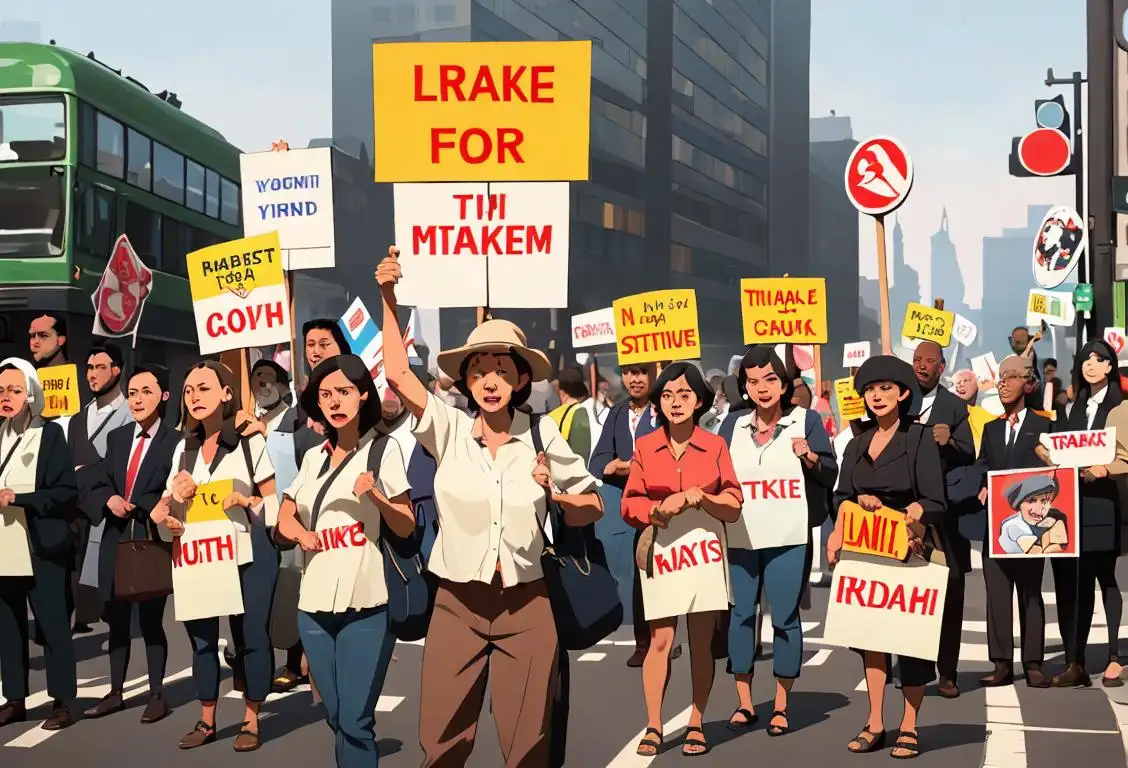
[[1052, 663, 1092, 688], [979, 663, 1014, 687], [42, 703, 74, 731], [936, 677, 960, 698], [0, 702, 26, 727], [140, 695, 169, 724], [83, 693, 123, 718], [1025, 664, 1051, 688]]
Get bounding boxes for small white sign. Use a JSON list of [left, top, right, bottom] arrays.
[[951, 314, 978, 346], [393, 181, 570, 309], [1104, 327, 1128, 360], [1040, 428, 1117, 469], [971, 352, 999, 384], [571, 307, 616, 348], [338, 298, 386, 390], [841, 341, 871, 368], [240, 148, 336, 270], [1027, 289, 1077, 327]]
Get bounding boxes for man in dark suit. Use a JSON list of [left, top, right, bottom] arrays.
[[975, 355, 1052, 688], [589, 363, 670, 667], [81, 365, 178, 723], [912, 340, 976, 697]]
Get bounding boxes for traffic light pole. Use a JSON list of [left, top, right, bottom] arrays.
[[1045, 68, 1089, 345], [1088, 0, 1115, 337]]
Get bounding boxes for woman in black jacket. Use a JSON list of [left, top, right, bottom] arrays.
[[0, 356, 79, 731]]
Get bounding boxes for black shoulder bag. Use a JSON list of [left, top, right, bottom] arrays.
[[374, 437, 437, 642], [530, 414, 624, 650]]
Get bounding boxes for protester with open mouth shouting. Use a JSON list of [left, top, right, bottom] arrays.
[[622, 361, 743, 758]]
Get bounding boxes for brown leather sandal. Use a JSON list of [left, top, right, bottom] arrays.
[[179, 721, 217, 750], [232, 722, 261, 752]]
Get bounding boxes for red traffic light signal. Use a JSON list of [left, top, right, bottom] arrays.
[[1015, 127, 1071, 176]]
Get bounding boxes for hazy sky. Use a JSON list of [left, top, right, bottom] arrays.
[[810, 0, 1081, 307], [13, 0, 1083, 308]]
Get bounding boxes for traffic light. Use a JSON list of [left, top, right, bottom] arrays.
[[1115, 0, 1128, 50], [1009, 93, 1076, 177]]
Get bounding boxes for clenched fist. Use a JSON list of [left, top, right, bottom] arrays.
[[932, 424, 951, 446], [374, 246, 402, 291]]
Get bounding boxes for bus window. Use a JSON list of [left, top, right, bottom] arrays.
[[186, 159, 205, 212], [74, 183, 114, 261], [79, 101, 96, 167], [161, 216, 186, 276], [126, 128, 152, 190], [220, 177, 239, 225], [205, 168, 219, 218], [0, 95, 65, 162], [96, 113, 124, 178], [153, 142, 184, 205], [124, 201, 161, 271], [0, 166, 64, 257]]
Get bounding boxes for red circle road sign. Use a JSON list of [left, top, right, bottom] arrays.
[[844, 136, 914, 216], [1017, 128, 1071, 176]]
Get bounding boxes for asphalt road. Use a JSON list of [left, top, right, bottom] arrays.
[[2, 558, 1128, 767]]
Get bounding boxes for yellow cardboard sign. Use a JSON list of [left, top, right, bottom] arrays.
[[834, 377, 866, 423], [38, 364, 80, 419], [613, 289, 700, 366], [840, 501, 911, 561], [900, 302, 954, 346], [371, 40, 592, 182], [186, 480, 235, 524], [740, 277, 828, 344], [186, 232, 284, 303]]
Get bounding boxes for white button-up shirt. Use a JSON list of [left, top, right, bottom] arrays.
[[414, 392, 598, 586], [1087, 386, 1108, 429]]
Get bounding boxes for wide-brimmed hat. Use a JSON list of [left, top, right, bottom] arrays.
[[436, 319, 552, 383]]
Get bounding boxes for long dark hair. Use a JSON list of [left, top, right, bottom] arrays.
[[736, 345, 796, 415], [301, 355, 383, 447], [178, 360, 239, 442], [649, 361, 714, 429], [301, 319, 352, 373], [1071, 339, 1123, 413]]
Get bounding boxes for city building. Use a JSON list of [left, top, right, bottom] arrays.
[[889, 213, 921, 324], [331, 0, 787, 369], [769, 0, 811, 278], [928, 208, 984, 359], [809, 113, 858, 381]]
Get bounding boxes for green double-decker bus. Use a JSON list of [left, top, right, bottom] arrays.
[[0, 41, 243, 372]]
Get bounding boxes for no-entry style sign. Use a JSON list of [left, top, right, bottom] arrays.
[[844, 136, 914, 216]]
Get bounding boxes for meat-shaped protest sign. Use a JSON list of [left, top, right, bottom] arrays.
[[1039, 428, 1116, 469], [91, 234, 153, 342], [823, 557, 948, 661]]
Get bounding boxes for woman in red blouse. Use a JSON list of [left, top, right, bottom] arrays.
[[622, 362, 743, 757]]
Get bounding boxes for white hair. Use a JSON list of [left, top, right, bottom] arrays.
[[0, 356, 45, 419]]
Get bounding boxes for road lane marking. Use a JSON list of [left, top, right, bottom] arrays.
[[578, 652, 606, 662], [1100, 686, 1128, 763], [607, 704, 693, 767], [226, 683, 311, 701], [375, 695, 403, 712], [805, 649, 832, 666], [983, 685, 1026, 768]]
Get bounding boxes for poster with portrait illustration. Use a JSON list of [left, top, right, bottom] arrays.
[[1031, 205, 1086, 289], [987, 467, 1079, 559]]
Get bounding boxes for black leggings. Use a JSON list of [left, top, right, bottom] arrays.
[[1053, 552, 1122, 666]]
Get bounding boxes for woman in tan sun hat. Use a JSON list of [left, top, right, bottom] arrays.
[[375, 247, 604, 767]]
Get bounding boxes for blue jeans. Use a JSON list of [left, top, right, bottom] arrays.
[[299, 606, 396, 768], [728, 544, 807, 679]]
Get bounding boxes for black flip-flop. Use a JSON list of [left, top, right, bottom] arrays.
[[727, 707, 757, 732], [847, 726, 886, 753], [682, 727, 710, 756], [636, 727, 662, 757], [767, 709, 790, 737], [890, 730, 920, 760]]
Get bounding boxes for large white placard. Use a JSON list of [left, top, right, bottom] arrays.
[[240, 148, 336, 270], [1040, 428, 1117, 469], [171, 519, 245, 623], [571, 307, 616, 348], [393, 181, 569, 308], [823, 557, 948, 661], [0, 506, 32, 577], [192, 281, 291, 356]]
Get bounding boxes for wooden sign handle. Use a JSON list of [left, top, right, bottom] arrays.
[[875, 216, 893, 355]]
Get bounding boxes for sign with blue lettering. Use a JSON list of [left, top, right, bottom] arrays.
[[240, 148, 336, 270]]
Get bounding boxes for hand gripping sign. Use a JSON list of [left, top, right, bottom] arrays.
[[186, 232, 291, 355], [172, 480, 244, 623], [839, 501, 912, 561]]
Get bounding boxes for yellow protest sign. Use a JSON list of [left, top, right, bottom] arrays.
[[840, 501, 912, 562], [186, 480, 235, 524], [38, 364, 80, 418], [900, 302, 954, 346], [372, 40, 592, 182], [185, 232, 291, 356], [740, 277, 828, 344], [613, 290, 700, 366], [834, 377, 866, 423]]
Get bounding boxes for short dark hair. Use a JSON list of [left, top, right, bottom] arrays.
[[301, 318, 352, 370], [736, 345, 795, 413], [88, 342, 124, 370], [129, 364, 170, 418], [1011, 326, 1029, 337], [37, 312, 68, 354], [557, 366, 589, 400], [251, 358, 291, 386], [1043, 357, 1058, 369], [649, 361, 713, 429], [301, 355, 383, 446], [453, 352, 533, 412]]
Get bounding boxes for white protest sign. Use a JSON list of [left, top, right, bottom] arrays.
[[823, 558, 948, 661], [639, 510, 729, 621], [842, 341, 871, 368], [971, 352, 999, 384], [0, 507, 32, 577], [1027, 288, 1076, 327], [571, 307, 616, 348], [240, 148, 335, 270], [951, 314, 978, 346], [393, 182, 570, 308], [339, 297, 382, 375], [172, 519, 245, 622], [1039, 428, 1117, 469]]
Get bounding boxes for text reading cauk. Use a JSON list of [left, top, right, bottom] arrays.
[[372, 40, 592, 182]]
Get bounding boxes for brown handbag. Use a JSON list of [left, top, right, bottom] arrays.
[[114, 519, 173, 602]]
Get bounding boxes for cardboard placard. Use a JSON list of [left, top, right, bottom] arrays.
[[186, 232, 291, 355], [638, 509, 729, 622], [835, 377, 866, 423], [739, 277, 828, 344], [824, 558, 948, 661], [1038, 428, 1116, 469], [171, 518, 244, 622], [842, 341, 871, 368], [951, 313, 978, 346], [571, 307, 616, 348], [240, 147, 336, 270], [900, 302, 954, 346], [987, 467, 1079, 559], [839, 501, 911, 561], [37, 363, 80, 418], [1027, 289, 1076, 327], [372, 40, 592, 182], [613, 289, 700, 365], [338, 297, 385, 386], [0, 506, 32, 577]]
